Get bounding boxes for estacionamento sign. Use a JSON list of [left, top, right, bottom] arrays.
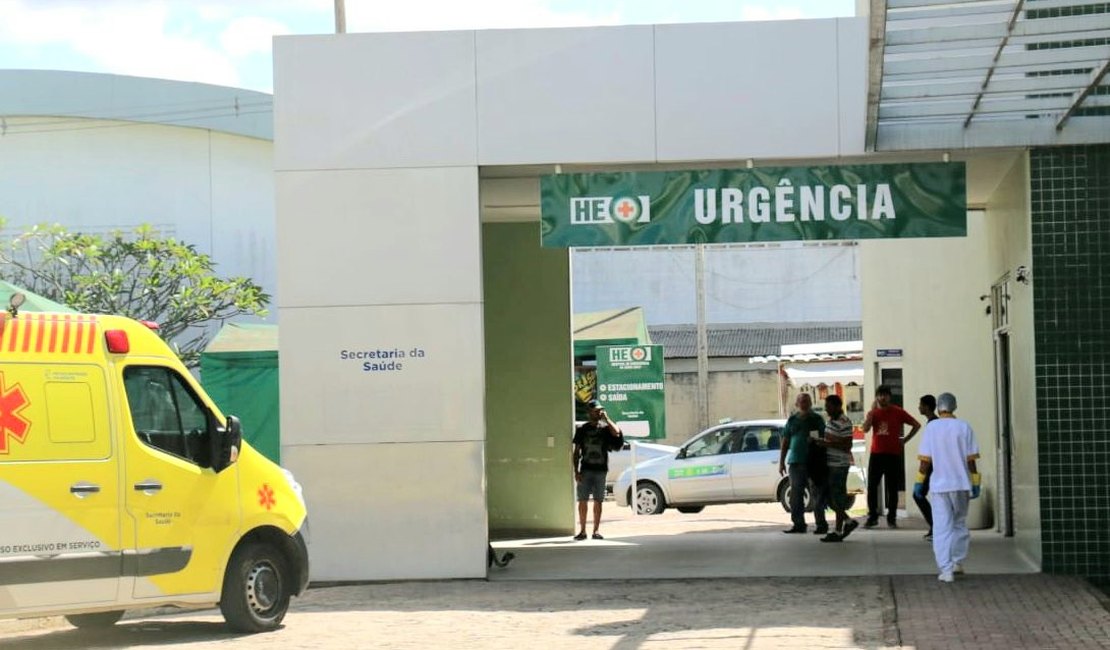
[[540, 162, 966, 247], [595, 345, 665, 440]]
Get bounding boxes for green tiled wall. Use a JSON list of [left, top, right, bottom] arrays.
[[1031, 145, 1110, 586]]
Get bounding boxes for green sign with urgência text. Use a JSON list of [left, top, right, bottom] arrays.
[[540, 162, 966, 247]]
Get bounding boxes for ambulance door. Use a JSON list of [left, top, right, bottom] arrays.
[[0, 363, 122, 611], [119, 365, 240, 600]]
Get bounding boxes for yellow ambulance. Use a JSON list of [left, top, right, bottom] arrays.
[[0, 296, 309, 633]]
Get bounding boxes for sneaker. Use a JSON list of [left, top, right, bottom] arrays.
[[592, 532, 604, 540], [864, 517, 879, 528], [573, 532, 587, 541], [954, 563, 964, 574], [938, 571, 954, 583], [840, 519, 860, 540], [819, 532, 843, 543], [887, 519, 898, 529], [923, 531, 933, 542], [813, 526, 829, 535], [782, 526, 807, 534]]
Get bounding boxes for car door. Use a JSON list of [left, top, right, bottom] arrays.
[[0, 363, 122, 611], [120, 364, 240, 600], [729, 425, 784, 499], [665, 426, 738, 503]]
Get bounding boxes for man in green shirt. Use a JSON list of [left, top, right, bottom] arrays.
[[778, 393, 827, 534]]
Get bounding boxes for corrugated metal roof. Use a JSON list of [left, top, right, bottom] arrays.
[[648, 322, 863, 359]]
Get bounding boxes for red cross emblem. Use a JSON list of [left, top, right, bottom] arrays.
[[258, 483, 276, 510], [0, 373, 30, 455]]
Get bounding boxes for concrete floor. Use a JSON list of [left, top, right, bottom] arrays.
[[490, 502, 1040, 581]]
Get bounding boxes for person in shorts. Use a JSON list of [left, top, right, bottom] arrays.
[[572, 400, 623, 540]]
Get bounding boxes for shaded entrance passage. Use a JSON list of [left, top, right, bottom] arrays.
[[489, 504, 1037, 581]]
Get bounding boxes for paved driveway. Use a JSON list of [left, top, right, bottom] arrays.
[[2, 504, 1108, 649]]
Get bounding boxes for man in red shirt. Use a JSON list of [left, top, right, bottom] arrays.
[[862, 385, 921, 528]]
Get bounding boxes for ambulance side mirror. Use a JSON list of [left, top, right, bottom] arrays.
[[212, 415, 243, 472]]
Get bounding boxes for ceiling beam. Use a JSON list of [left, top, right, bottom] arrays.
[[884, 44, 1110, 76], [886, 13, 1110, 47], [882, 72, 1087, 100], [965, 0, 1025, 128], [1057, 57, 1110, 130], [865, 0, 888, 152]]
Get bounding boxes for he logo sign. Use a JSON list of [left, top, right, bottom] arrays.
[[570, 195, 651, 225]]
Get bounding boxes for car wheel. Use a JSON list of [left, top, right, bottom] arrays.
[[65, 611, 124, 628], [777, 479, 815, 512], [776, 478, 791, 512], [629, 482, 666, 515], [220, 541, 291, 633], [677, 506, 705, 514]]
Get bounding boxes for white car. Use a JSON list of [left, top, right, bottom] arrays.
[[615, 419, 866, 515], [605, 440, 680, 494]]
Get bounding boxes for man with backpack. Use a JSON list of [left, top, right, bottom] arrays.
[[573, 400, 624, 540]]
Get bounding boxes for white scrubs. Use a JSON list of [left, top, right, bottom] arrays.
[[930, 490, 970, 574], [919, 416, 979, 576]]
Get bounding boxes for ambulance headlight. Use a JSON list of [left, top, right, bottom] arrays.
[[281, 467, 305, 507]]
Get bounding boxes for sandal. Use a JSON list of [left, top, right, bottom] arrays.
[[592, 533, 604, 540], [573, 532, 587, 541]]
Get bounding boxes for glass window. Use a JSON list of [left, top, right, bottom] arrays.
[[685, 427, 737, 458], [123, 366, 211, 467], [743, 426, 783, 452]]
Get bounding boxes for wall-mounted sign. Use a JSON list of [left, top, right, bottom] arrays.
[[876, 349, 904, 358], [541, 162, 966, 248]]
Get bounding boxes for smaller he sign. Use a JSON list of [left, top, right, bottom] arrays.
[[595, 345, 666, 440]]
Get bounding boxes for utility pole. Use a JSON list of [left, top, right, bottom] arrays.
[[334, 0, 347, 33], [695, 243, 709, 431]]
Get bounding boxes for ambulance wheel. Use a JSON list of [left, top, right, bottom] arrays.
[[220, 542, 291, 633], [65, 610, 124, 628]]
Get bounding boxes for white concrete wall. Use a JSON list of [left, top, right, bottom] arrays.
[[983, 153, 1039, 562], [274, 31, 486, 581], [469, 18, 866, 165], [860, 213, 996, 527], [274, 17, 869, 581], [0, 117, 276, 314], [654, 19, 866, 160]]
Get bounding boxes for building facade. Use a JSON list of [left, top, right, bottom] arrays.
[[274, 7, 1110, 586]]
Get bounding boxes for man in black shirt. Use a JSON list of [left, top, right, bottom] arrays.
[[572, 400, 623, 540]]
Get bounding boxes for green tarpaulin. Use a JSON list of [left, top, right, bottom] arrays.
[[199, 323, 280, 464]]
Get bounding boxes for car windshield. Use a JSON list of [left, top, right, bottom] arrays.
[[683, 428, 735, 458]]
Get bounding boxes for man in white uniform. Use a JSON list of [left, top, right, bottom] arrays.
[[914, 392, 980, 583]]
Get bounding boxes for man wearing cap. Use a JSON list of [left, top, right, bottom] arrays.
[[572, 400, 624, 541], [914, 392, 981, 583]]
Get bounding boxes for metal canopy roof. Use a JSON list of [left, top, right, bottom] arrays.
[[867, 0, 1110, 150]]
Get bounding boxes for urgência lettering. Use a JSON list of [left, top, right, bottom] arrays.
[[694, 180, 896, 225]]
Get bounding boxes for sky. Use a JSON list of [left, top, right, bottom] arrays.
[[0, 0, 856, 93]]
